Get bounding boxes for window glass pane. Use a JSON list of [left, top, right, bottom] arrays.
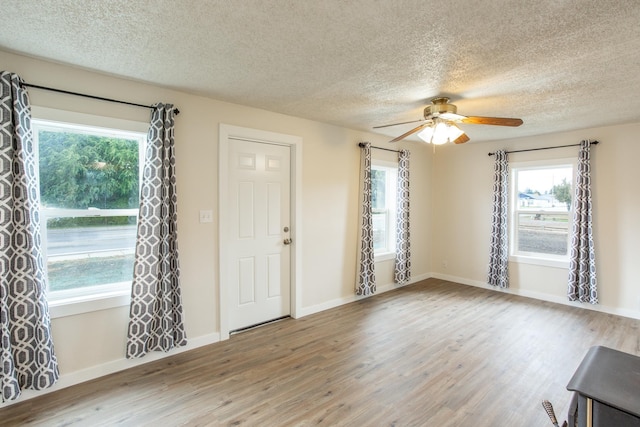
[[371, 168, 387, 209], [34, 120, 144, 298], [372, 211, 388, 250], [46, 216, 137, 292], [516, 167, 573, 212], [371, 162, 397, 256], [38, 129, 140, 209], [516, 212, 569, 256]]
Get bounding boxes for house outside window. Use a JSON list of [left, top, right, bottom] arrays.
[[371, 160, 397, 260], [509, 158, 576, 268], [32, 119, 146, 304]]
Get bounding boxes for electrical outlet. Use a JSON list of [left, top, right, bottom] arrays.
[[199, 210, 213, 223]]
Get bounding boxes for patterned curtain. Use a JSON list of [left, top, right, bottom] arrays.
[[126, 104, 186, 358], [394, 149, 411, 285], [356, 142, 376, 296], [567, 140, 598, 303], [487, 150, 509, 288], [0, 71, 59, 402]]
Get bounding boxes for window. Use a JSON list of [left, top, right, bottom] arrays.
[[32, 119, 146, 304], [510, 159, 576, 267], [371, 160, 397, 259]]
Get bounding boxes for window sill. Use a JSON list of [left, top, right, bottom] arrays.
[[375, 252, 396, 262], [510, 255, 569, 269], [49, 290, 131, 318]]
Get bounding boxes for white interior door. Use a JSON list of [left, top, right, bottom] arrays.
[[227, 139, 291, 331]]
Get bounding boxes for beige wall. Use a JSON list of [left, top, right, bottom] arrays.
[[431, 121, 640, 318], [0, 49, 432, 401]]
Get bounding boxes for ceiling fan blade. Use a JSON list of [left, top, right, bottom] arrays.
[[453, 133, 470, 144], [373, 119, 425, 129], [389, 123, 428, 143], [461, 116, 523, 127]]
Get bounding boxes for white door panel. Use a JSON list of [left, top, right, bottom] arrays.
[[228, 139, 291, 330]]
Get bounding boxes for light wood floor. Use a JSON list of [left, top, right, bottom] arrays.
[[2, 278, 639, 426]]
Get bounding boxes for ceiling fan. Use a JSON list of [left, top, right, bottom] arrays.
[[374, 97, 523, 144]]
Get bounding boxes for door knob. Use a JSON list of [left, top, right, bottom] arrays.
[[283, 238, 292, 245]]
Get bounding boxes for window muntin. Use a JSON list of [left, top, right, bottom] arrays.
[[510, 160, 575, 266], [33, 120, 145, 301], [371, 160, 397, 257]]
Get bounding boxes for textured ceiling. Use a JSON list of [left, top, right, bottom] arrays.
[[2, 0, 640, 142]]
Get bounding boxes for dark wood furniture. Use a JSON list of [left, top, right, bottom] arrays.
[[567, 346, 640, 427]]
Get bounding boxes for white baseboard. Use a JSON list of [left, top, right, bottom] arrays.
[[430, 272, 640, 320], [296, 272, 432, 318], [0, 332, 220, 408]]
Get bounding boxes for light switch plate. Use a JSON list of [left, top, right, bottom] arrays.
[[199, 210, 213, 223]]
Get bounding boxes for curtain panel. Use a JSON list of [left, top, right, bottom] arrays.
[[126, 104, 187, 358], [394, 149, 411, 285], [487, 150, 509, 288], [356, 142, 376, 296], [567, 140, 598, 303], [0, 71, 59, 402]]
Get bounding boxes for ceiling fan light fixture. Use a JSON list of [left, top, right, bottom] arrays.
[[417, 125, 434, 143], [431, 121, 451, 145], [417, 120, 464, 145], [377, 96, 522, 144], [446, 122, 465, 141]]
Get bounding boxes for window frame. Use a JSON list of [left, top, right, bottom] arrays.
[[371, 158, 398, 261], [508, 158, 577, 269], [31, 107, 148, 317]]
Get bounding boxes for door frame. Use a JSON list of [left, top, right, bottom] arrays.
[[218, 124, 302, 340]]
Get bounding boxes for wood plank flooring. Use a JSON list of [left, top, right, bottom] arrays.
[[2, 278, 639, 426]]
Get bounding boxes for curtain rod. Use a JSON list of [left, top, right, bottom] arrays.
[[488, 140, 599, 156], [21, 82, 180, 115], [358, 142, 401, 153]]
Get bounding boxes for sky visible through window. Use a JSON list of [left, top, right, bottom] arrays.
[[517, 167, 572, 193]]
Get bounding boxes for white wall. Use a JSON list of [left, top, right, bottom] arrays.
[[431, 121, 640, 318], [0, 50, 432, 403]]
